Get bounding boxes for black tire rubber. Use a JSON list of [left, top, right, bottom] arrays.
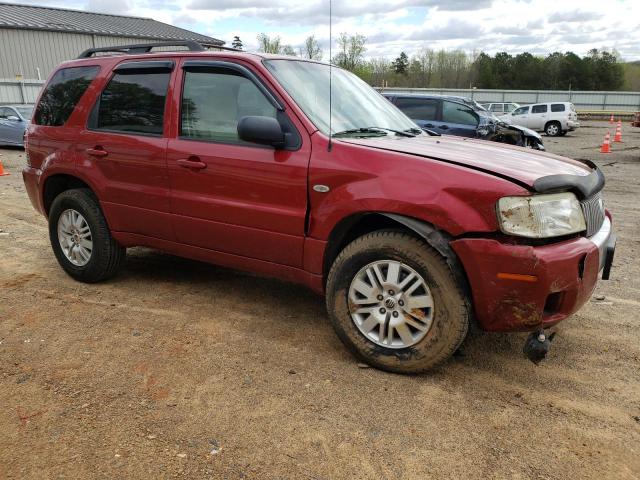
[[48, 188, 125, 283], [559, 130, 567, 136], [545, 121, 561, 136], [326, 230, 470, 373]]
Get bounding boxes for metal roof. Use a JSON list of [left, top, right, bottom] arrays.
[[0, 2, 223, 44]]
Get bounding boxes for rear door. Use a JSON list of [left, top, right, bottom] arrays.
[[528, 104, 548, 130], [393, 97, 440, 130], [165, 59, 310, 267], [440, 100, 479, 137], [76, 60, 174, 240]]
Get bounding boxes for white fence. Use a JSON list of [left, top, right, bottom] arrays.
[[2, 79, 639, 113], [0, 79, 44, 104], [378, 87, 640, 112]]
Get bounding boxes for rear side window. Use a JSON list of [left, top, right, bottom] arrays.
[[394, 97, 438, 121], [551, 103, 566, 112], [489, 104, 503, 113], [93, 70, 171, 135], [33, 66, 99, 126], [532, 104, 548, 114]]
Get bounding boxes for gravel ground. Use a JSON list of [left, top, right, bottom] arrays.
[[1, 121, 639, 479]]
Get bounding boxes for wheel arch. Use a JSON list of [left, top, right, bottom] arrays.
[[323, 212, 469, 293], [42, 174, 94, 216]]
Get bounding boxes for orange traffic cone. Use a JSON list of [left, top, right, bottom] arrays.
[[614, 123, 622, 142], [600, 132, 611, 153], [609, 114, 614, 124], [0, 158, 9, 176]]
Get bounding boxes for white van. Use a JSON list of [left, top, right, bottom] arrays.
[[502, 102, 579, 136]]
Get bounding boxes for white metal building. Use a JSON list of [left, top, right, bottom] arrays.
[[0, 2, 223, 81]]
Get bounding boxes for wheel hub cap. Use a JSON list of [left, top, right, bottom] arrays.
[[57, 209, 93, 266], [348, 260, 435, 349]]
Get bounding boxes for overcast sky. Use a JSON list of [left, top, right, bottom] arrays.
[[17, 0, 640, 60]]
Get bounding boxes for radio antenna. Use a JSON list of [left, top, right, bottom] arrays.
[[327, 0, 333, 152]]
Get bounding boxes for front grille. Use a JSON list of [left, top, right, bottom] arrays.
[[581, 192, 605, 237]]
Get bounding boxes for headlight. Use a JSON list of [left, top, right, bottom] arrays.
[[497, 192, 586, 238]]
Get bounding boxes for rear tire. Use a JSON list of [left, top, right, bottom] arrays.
[[49, 188, 125, 283], [326, 231, 470, 373], [545, 121, 561, 136]]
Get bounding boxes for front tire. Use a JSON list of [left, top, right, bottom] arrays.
[[326, 231, 469, 373], [49, 188, 125, 283]]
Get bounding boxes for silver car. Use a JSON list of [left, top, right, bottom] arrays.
[[0, 105, 34, 146]]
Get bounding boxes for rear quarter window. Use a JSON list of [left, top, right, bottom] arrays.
[[551, 104, 566, 112], [33, 66, 100, 126]]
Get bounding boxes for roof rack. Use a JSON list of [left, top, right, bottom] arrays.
[[77, 40, 240, 58]]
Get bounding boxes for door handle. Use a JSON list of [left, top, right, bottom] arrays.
[[439, 125, 449, 130], [424, 123, 435, 128], [86, 147, 108, 157], [177, 158, 207, 170]]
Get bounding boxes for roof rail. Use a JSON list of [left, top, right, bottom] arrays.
[[77, 40, 240, 58]]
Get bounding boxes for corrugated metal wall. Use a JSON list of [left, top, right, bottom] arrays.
[[0, 27, 174, 80], [379, 87, 640, 112]]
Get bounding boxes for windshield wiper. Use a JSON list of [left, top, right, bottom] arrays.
[[332, 127, 416, 138]]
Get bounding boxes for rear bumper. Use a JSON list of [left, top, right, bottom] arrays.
[[567, 120, 580, 130], [22, 166, 45, 215], [451, 217, 615, 332]]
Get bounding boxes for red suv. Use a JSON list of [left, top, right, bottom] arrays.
[[22, 42, 616, 373]]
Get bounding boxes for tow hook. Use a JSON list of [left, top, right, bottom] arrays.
[[523, 329, 556, 365]]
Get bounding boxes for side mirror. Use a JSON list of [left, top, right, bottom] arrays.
[[237, 116, 285, 148], [7, 115, 21, 122]]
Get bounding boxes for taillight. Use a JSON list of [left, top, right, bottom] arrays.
[[23, 131, 31, 167]]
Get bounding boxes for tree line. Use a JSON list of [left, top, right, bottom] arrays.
[[230, 33, 632, 91]]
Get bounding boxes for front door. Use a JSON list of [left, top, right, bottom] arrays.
[[76, 60, 174, 240], [166, 60, 310, 267], [509, 106, 530, 127]]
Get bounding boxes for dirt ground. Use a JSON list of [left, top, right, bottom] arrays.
[[1, 121, 639, 479]]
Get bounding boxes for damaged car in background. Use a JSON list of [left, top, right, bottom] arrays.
[[384, 93, 545, 150]]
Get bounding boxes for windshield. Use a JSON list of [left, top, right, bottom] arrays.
[[264, 60, 418, 136], [15, 106, 34, 120]]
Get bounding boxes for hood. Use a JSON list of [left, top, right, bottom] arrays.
[[341, 133, 591, 189]]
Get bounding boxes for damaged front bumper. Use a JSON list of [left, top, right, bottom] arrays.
[[451, 215, 615, 332]]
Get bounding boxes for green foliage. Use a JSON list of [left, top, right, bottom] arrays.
[[392, 52, 409, 75]]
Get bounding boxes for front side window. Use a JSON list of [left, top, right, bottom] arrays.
[[33, 66, 99, 126], [551, 103, 566, 112], [94, 71, 170, 135], [394, 97, 438, 121], [180, 70, 277, 143], [532, 104, 548, 114], [264, 60, 417, 136], [442, 101, 478, 126], [0, 107, 12, 119], [513, 106, 529, 115]]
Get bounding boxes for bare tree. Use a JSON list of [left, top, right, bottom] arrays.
[[332, 33, 366, 71], [257, 33, 295, 56], [300, 35, 322, 60]]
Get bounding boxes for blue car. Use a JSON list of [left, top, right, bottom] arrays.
[[0, 105, 34, 146], [383, 94, 544, 150]]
